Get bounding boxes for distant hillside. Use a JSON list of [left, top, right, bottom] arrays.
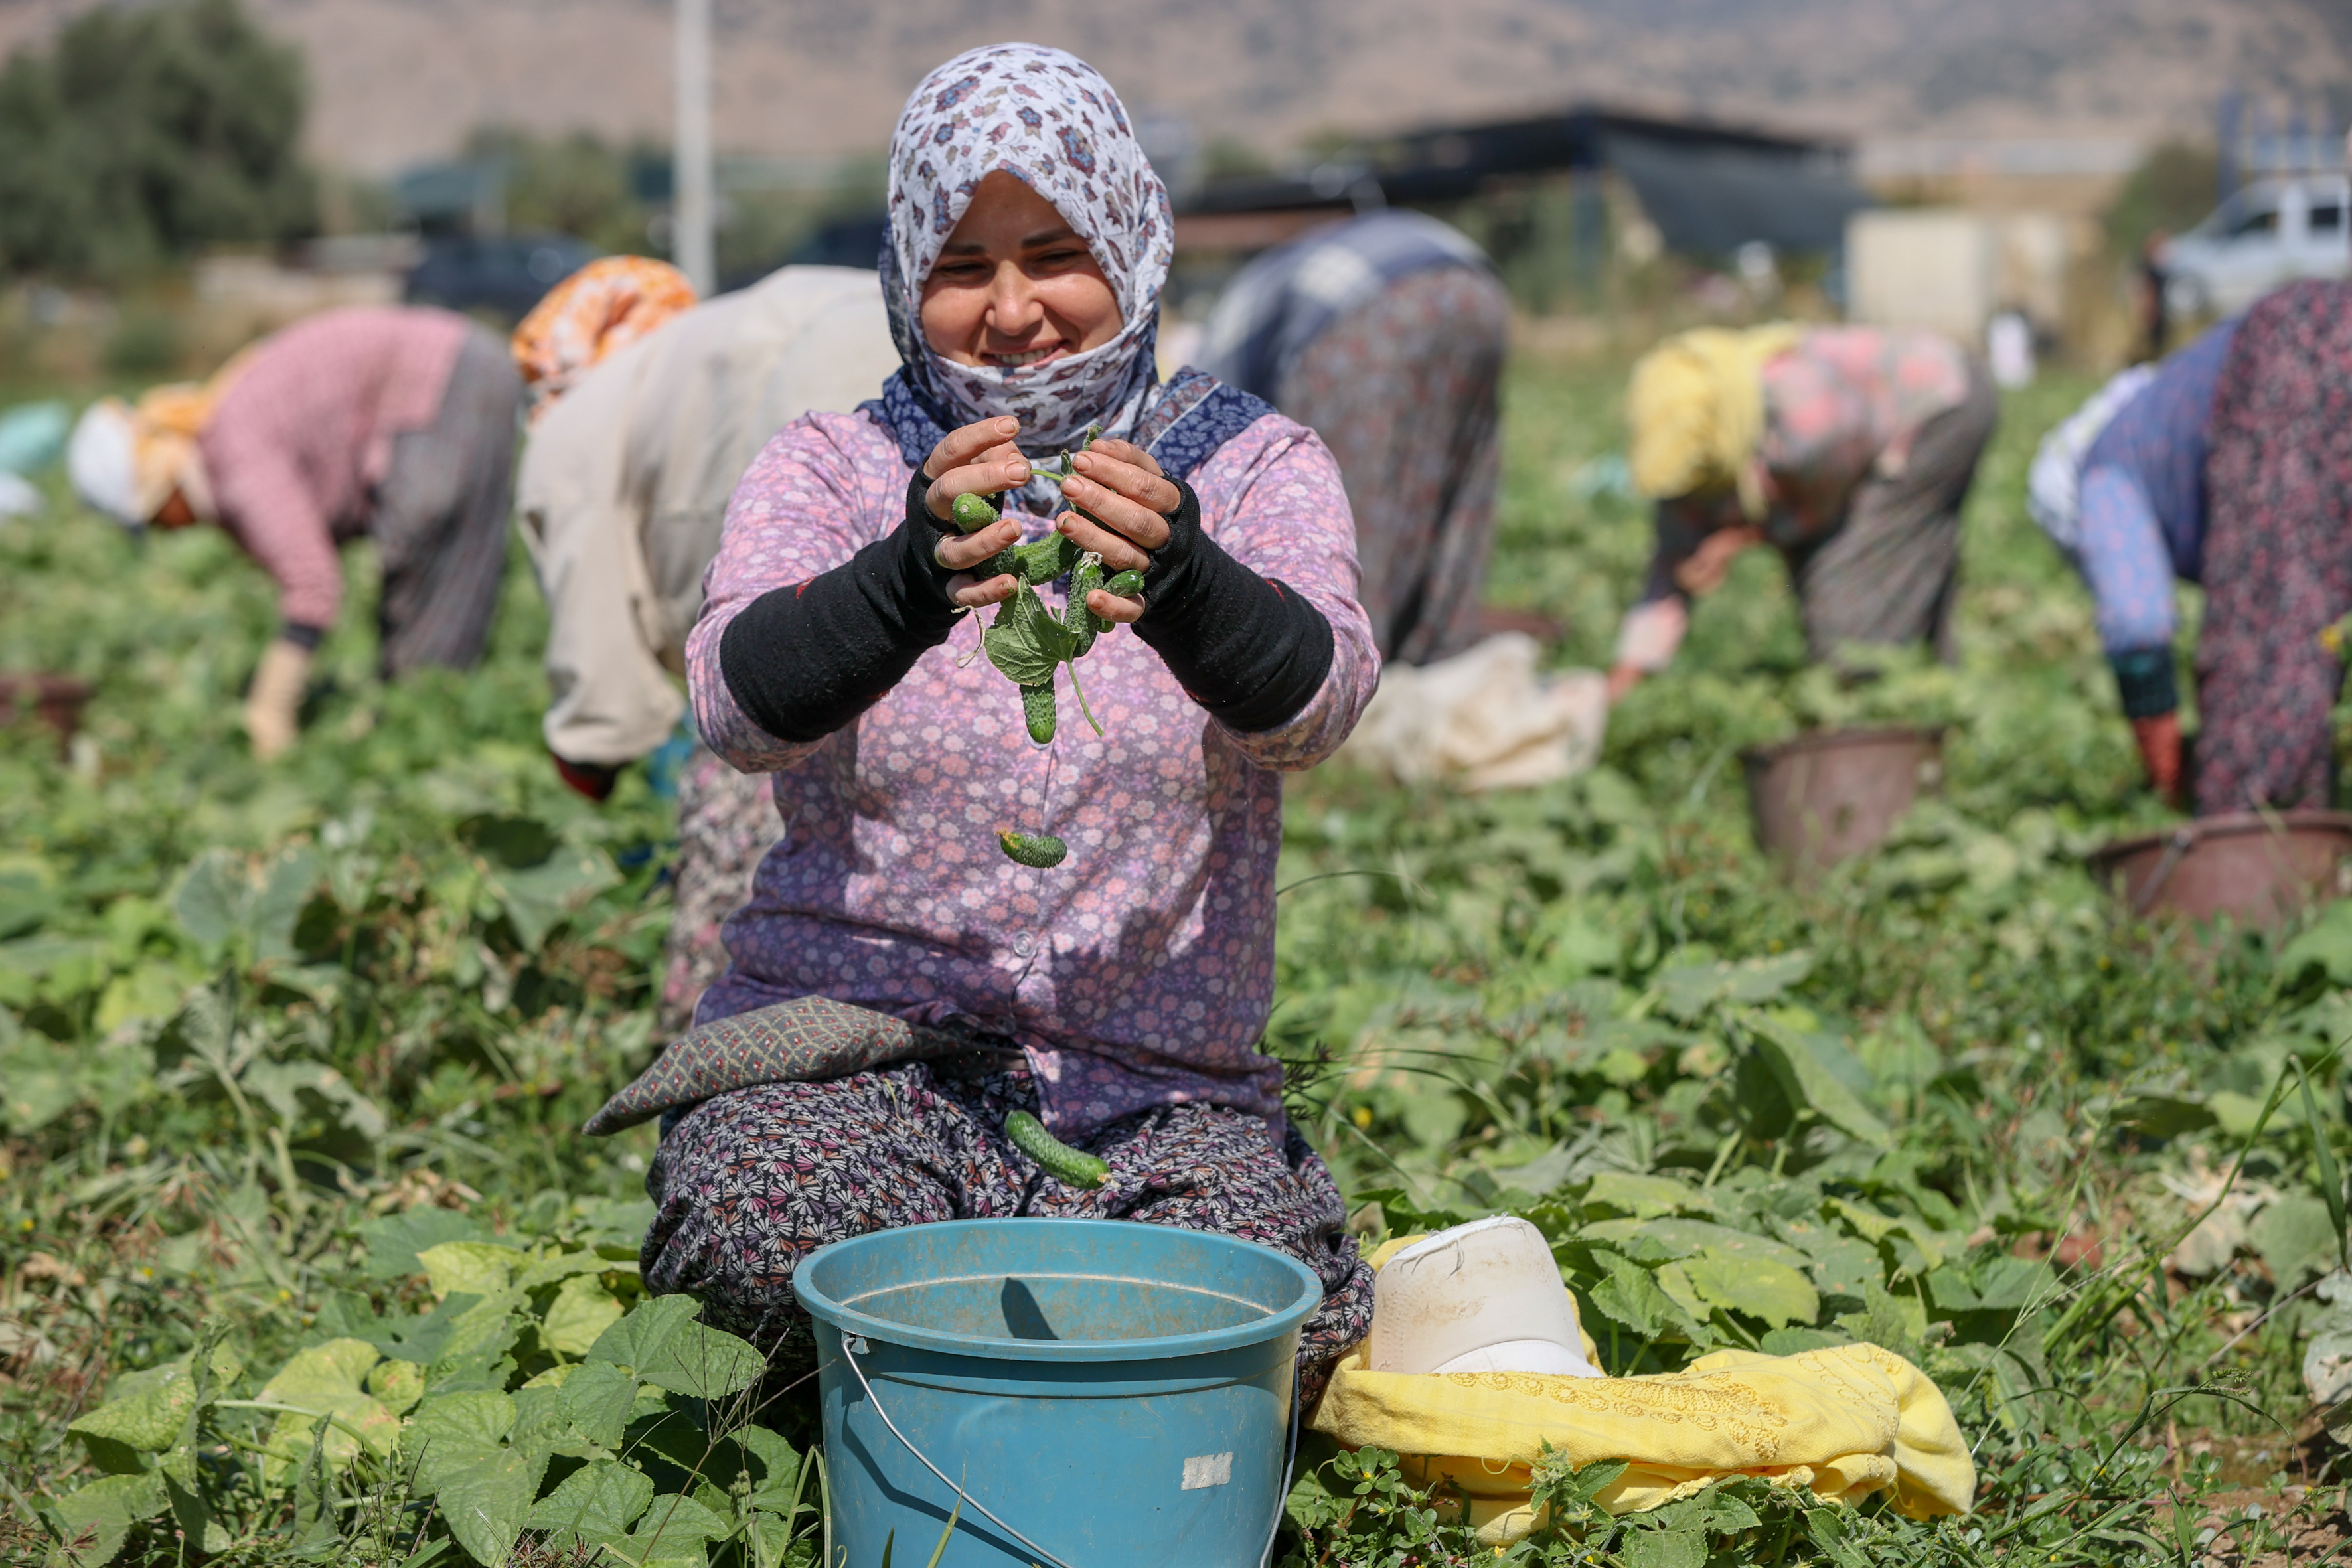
[[0, 0, 2343, 173]]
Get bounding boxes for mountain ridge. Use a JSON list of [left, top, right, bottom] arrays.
[[0, 0, 2340, 175]]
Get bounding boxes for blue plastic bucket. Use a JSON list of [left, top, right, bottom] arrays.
[[796, 1217, 1322, 1568]]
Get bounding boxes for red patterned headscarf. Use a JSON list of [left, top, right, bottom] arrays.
[[511, 256, 699, 420]]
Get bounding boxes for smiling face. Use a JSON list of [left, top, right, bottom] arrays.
[[918, 169, 1122, 371]]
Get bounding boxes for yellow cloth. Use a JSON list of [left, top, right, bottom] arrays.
[[1626, 324, 1802, 518], [1314, 1234, 1976, 1546]]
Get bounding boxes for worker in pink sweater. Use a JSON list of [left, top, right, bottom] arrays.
[[68, 305, 522, 757]]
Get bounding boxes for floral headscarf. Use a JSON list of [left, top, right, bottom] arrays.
[[881, 43, 1173, 471], [512, 256, 699, 420]]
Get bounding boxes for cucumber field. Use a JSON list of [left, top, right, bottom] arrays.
[[3, 350, 2348, 1567]]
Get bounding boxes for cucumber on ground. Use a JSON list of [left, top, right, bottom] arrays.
[[997, 830, 1067, 868], [1020, 682, 1056, 744], [951, 491, 1000, 533], [1005, 1109, 1107, 1188]]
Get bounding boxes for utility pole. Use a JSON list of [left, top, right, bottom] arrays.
[[673, 0, 715, 295]]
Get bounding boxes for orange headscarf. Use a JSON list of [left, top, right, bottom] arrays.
[[511, 256, 699, 420]]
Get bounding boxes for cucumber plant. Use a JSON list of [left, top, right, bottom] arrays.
[[953, 432, 1144, 869]]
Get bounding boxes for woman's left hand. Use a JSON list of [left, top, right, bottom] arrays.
[[1054, 439, 1180, 626]]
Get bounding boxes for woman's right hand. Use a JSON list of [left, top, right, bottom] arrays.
[[923, 416, 1030, 609]]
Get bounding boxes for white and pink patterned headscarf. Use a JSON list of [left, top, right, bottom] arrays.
[[882, 43, 1172, 459]]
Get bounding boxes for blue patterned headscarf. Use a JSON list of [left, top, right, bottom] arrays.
[[878, 44, 1172, 475]]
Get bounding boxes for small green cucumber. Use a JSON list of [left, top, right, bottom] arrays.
[[1103, 569, 1146, 597], [997, 830, 1068, 868], [1005, 1109, 1107, 1188], [1020, 682, 1056, 744], [951, 491, 999, 533], [1066, 554, 1105, 658]]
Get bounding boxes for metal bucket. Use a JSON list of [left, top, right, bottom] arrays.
[[1741, 726, 1944, 876], [797, 1217, 1321, 1568], [0, 672, 92, 757], [2087, 811, 2352, 929]]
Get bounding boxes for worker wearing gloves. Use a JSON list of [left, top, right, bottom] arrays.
[[2025, 318, 2238, 805], [510, 256, 898, 1030], [1200, 208, 1508, 666], [620, 44, 1378, 1409], [67, 306, 522, 757], [1607, 325, 1996, 701]]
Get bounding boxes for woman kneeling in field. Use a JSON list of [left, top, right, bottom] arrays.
[[621, 44, 1379, 1405]]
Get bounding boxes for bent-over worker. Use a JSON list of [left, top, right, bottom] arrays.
[[511, 257, 898, 1030], [2026, 317, 2238, 805], [1200, 209, 1509, 665], [1607, 324, 1996, 702], [67, 305, 522, 758]]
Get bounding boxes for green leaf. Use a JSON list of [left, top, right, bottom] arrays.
[[1583, 1171, 1701, 1219], [1678, 1251, 1819, 1330], [2282, 901, 2352, 984], [1747, 1015, 1891, 1146], [68, 1343, 242, 1465], [735, 1425, 805, 1511], [1587, 1252, 1708, 1344], [435, 1444, 549, 1567], [1618, 1526, 1707, 1568], [526, 1458, 654, 1546], [358, 1209, 486, 1279], [558, 1358, 639, 1450], [585, 1294, 765, 1399], [1580, 1217, 1812, 1273], [1801, 1237, 1885, 1302], [2252, 1193, 2339, 1288], [542, 1272, 627, 1357], [1654, 951, 1813, 1022], [418, 1240, 520, 1300], [171, 846, 317, 960], [48, 1472, 166, 1567], [486, 845, 619, 952], [402, 1389, 517, 1496], [256, 1338, 400, 1479], [2298, 1058, 2349, 1277], [635, 1492, 734, 1543]]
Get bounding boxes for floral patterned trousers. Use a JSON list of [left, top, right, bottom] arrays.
[[2197, 279, 2352, 815], [640, 1059, 1375, 1408]]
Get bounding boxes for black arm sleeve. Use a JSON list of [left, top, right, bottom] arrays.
[[1131, 479, 1336, 734], [718, 472, 965, 744], [2110, 647, 2179, 720]]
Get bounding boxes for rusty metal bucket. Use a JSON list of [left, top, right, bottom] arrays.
[[2087, 810, 2352, 929], [1742, 726, 1944, 876], [0, 672, 92, 757]]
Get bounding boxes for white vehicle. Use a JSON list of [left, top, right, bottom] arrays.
[[2157, 175, 2351, 319]]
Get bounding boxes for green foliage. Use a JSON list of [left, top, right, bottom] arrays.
[[2105, 139, 2223, 258], [0, 0, 315, 281], [463, 127, 662, 256], [5, 352, 2352, 1566]]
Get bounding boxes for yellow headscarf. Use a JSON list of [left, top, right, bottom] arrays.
[[1626, 323, 1803, 518], [70, 347, 256, 524]]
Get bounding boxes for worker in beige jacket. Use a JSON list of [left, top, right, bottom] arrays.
[[512, 259, 899, 1030]]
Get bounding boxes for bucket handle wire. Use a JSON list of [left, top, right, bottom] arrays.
[[836, 1334, 1079, 1568], [2130, 827, 2197, 918], [834, 1333, 1303, 1568]]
